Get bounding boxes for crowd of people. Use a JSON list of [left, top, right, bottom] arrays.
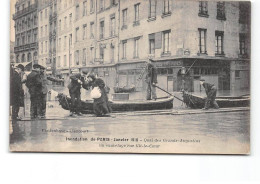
[[10, 63, 63, 120], [10, 59, 218, 120]]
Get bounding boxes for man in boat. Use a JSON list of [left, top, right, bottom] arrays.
[[67, 71, 87, 116], [145, 59, 158, 100], [85, 74, 111, 117], [39, 65, 64, 119], [26, 64, 42, 119], [200, 79, 219, 110], [10, 64, 24, 120]]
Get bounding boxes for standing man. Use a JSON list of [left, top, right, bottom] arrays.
[[145, 59, 158, 100], [10, 64, 24, 120], [67, 72, 86, 116], [39, 66, 64, 119], [200, 79, 219, 110], [26, 64, 42, 119]]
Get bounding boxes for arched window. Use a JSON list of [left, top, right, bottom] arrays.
[[16, 55, 20, 63], [21, 54, 26, 63], [27, 53, 32, 62]]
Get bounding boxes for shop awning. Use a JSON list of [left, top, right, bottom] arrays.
[[14, 62, 32, 67]]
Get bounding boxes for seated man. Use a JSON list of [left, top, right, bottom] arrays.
[[200, 79, 219, 110]]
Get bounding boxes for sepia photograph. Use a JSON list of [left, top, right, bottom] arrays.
[[9, 0, 251, 154]]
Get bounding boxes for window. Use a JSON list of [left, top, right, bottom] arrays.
[[235, 70, 240, 78], [83, 48, 87, 65], [83, 24, 87, 40], [100, 46, 104, 60], [76, 27, 79, 42], [163, 0, 171, 15], [45, 25, 47, 36], [149, 0, 156, 18], [59, 19, 61, 31], [100, 20, 104, 39], [69, 14, 72, 27], [163, 30, 171, 54], [64, 36, 67, 50], [64, 16, 67, 29], [110, 16, 116, 36], [28, 32, 31, 43], [76, 5, 79, 20], [122, 40, 127, 59], [90, 0, 94, 12], [45, 41, 47, 52], [149, 33, 155, 54], [217, 1, 226, 20], [41, 42, 43, 53], [57, 56, 61, 67], [90, 22, 94, 38], [83, 1, 87, 16], [59, 38, 61, 50], [45, 9, 47, 19], [198, 28, 207, 54], [122, 9, 127, 27], [90, 47, 94, 62], [215, 31, 224, 55], [100, 0, 104, 11], [64, 55, 67, 66], [69, 34, 72, 45], [134, 4, 140, 23], [111, 0, 116, 6], [239, 33, 246, 55], [40, 11, 43, 21], [239, 2, 250, 24], [110, 45, 115, 62], [199, 1, 208, 17], [41, 26, 43, 37], [134, 38, 139, 58], [75, 50, 79, 65]]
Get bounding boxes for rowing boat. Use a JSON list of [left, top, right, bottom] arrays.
[[57, 93, 174, 114], [182, 91, 250, 109], [113, 86, 136, 93]]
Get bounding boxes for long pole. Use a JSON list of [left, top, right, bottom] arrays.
[[69, 35, 71, 74], [153, 84, 184, 102]]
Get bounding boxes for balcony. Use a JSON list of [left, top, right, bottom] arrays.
[[13, 4, 37, 20], [49, 12, 57, 22], [14, 42, 38, 53]]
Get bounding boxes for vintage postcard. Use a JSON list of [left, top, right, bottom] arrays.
[[9, 0, 250, 154]]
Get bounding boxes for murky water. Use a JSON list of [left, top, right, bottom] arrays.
[[9, 111, 250, 154]]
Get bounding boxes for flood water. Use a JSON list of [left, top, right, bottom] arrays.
[[9, 110, 250, 154]]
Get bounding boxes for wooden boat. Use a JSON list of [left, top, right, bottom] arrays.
[[182, 91, 250, 109], [113, 86, 136, 93], [57, 93, 174, 114]]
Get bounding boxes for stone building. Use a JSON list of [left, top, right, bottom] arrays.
[[13, 0, 38, 69]]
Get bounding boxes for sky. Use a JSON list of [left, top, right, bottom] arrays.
[[10, 0, 16, 42]]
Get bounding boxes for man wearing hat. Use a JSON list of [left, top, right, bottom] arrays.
[[67, 71, 88, 116], [26, 64, 42, 119], [39, 65, 64, 118], [10, 64, 24, 120], [145, 59, 158, 100], [200, 79, 219, 110]]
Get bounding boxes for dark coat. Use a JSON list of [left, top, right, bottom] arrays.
[[26, 70, 42, 97], [91, 78, 112, 113], [68, 73, 85, 94], [10, 69, 23, 106], [146, 63, 158, 84], [202, 82, 215, 96]]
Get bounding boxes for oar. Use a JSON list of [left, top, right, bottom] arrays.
[[153, 84, 184, 102]]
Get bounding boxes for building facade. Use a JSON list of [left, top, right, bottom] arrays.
[[13, 0, 250, 93], [13, 0, 38, 66]]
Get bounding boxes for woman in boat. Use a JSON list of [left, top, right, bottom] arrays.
[[85, 74, 112, 116], [200, 79, 219, 110]]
